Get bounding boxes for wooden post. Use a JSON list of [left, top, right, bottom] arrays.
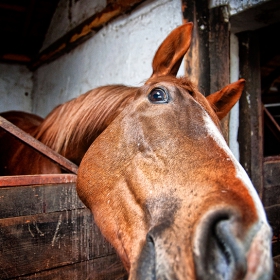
[[182, 0, 210, 95], [182, 1, 231, 141], [209, 5, 230, 142], [238, 31, 264, 196]]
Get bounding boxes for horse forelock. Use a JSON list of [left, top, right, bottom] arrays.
[[34, 85, 138, 160]]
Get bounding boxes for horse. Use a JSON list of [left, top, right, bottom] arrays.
[[76, 23, 273, 279], [0, 22, 273, 279], [0, 85, 137, 175]]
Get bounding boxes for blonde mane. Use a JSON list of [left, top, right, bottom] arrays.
[[34, 85, 138, 163]]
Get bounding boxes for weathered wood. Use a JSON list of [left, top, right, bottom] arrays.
[[29, 0, 146, 70], [182, 2, 231, 141], [0, 208, 117, 278], [263, 107, 280, 142], [209, 5, 230, 142], [0, 116, 78, 174], [182, 0, 210, 95], [0, 182, 126, 279], [17, 254, 127, 280], [263, 158, 280, 257], [273, 255, 280, 279], [230, 0, 280, 34], [0, 182, 84, 219], [263, 160, 280, 207], [238, 31, 264, 196], [0, 174, 76, 187], [266, 205, 280, 232]]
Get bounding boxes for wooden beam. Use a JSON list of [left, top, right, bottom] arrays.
[[230, 0, 280, 34], [0, 209, 116, 278], [182, 0, 210, 95], [29, 0, 146, 70], [238, 31, 264, 196], [0, 179, 126, 279], [0, 116, 78, 174], [0, 174, 76, 187], [209, 5, 230, 142]]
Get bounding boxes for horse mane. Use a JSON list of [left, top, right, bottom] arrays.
[[33, 76, 213, 163], [34, 85, 138, 160]]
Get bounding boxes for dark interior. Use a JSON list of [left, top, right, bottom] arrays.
[[259, 22, 280, 157]]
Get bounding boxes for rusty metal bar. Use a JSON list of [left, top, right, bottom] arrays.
[[0, 116, 78, 174], [0, 174, 77, 187]]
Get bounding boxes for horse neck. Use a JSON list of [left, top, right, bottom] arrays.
[[34, 85, 138, 165]]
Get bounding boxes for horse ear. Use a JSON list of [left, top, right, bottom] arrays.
[[151, 23, 193, 78], [206, 79, 245, 120]]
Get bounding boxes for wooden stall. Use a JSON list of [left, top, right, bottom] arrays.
[[0, 0, 279, 278], [0, 117, 126, 279]]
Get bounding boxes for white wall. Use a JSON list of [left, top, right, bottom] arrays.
[[0, 63, 33, 113], [42, 0, 106, 50], [229, 34, 240, 161], [32, 0, 184, 117]]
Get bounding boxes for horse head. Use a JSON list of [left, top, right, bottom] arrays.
[[77, 23, 273, 279]]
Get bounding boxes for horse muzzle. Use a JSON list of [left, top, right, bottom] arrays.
[[130, 209, 273, 280], [193, 209, 273, 280]]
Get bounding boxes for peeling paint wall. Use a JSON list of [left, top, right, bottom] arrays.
[[0, 64, 33, 113], [33, 0, 184, 117]]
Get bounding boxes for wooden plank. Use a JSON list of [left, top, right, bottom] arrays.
[[265, 205, 280, 235], [0, 174, 76, 187], [209, 5, 230, 142], [29, 0, 146, 70], [0, 116, 78, 174], [0, 182, 84, 219], [273, 255, 280, 278], [264, 155, 280, 162], [182, 0, 210, 95], [0, 209, 116, 278], [263, 160, 280, 207], [17, 254, 127, 280], [263, 160, 280, 256], [230, 0, 280, 34], [238, 31, 264, 196]]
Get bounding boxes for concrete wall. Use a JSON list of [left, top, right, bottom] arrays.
[[32, 0, 184, 117], [0, 64, 33, 113]]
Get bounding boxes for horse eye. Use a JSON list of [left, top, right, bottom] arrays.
[[148, 87, 169, 104]]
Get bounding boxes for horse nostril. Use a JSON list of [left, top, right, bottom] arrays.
[[214, 220, 247, 279], [135, 233, 156, 280], [194, 214, 247, 280]]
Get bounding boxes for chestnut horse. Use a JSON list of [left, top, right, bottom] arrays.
[[0, 86, 137, 175], [77, 23, 273, 279], [0, 23, 273, 279]]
